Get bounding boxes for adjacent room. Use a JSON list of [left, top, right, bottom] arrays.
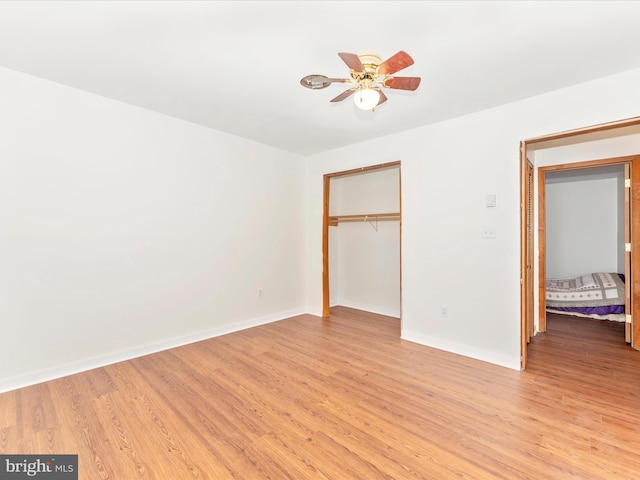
[[1, 1, 640, 478], [545, 165, 627, 325]]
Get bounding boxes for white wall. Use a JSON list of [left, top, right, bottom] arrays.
[[329, 168, 400, 317], [306, 67, 640, 370], [0, 67, 306, 392], [545, 168, 624, 279], [4, 66, 640, 390]]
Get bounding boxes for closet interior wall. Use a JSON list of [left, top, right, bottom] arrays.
[[329, 166, 401, 318]]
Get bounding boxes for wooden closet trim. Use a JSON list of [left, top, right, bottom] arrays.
[[322, 161, 401, 317], [324, 161, 401, 179]]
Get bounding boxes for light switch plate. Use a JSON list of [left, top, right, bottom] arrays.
[[485, 194, 496, 207]]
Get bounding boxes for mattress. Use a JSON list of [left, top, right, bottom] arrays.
[[545, 272, 626, 321]]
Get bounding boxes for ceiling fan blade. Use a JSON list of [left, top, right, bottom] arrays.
[[330, 87, 357, 103], [378, 51, 414, 75], [300, 74, 351, 90], [374, 88, 388, 106], [384, 76, 421, 91], [338, 52, 364, 72]]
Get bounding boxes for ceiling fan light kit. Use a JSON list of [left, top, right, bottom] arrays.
[[300, 50, 421, 111], [354, 87, 380, 110]]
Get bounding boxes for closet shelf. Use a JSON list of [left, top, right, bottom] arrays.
[[329, 212, 400, 227]]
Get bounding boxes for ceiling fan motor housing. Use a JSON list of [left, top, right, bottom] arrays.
[[357, 52, 382, 73], [350, 52, 381, 86]]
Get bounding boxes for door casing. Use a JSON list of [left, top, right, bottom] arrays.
[[537, 156, 638, 333]]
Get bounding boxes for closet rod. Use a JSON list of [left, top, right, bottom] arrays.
[[329, 212, 400, 226]]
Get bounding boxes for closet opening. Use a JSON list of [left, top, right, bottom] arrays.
[[322, 161, 402, 323]]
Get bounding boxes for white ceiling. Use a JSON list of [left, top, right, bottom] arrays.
[[1, 1, 640, 156]]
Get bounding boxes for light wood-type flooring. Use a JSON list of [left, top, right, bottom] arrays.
[[1, 307, 639, 479]]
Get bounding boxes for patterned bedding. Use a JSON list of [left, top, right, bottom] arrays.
[[546, 272, 626, 321], [546, 272, 625, 307]]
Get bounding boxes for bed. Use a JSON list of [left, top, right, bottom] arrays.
[[545, 272, 626, 322]]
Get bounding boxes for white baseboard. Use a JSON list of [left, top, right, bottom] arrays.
[[401, 329, 521, 371], [335, 301, 400, 319], [0, 308, 306, 394]]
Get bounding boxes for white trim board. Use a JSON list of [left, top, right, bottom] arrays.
[[0, 308, 306, 394], [401, 329, 521, 371], [334, 301, 400, 319]]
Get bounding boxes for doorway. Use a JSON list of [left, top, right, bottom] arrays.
[[520, 116, 640, 369], [539, 159, 632, 339]]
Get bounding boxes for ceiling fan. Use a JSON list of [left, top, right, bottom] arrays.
[[300, 51, 421, 111]]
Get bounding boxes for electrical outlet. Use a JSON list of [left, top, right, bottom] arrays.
[[257, 288, 263, 298], [440, 306, 448, 317], [481, 226, 496, 239]]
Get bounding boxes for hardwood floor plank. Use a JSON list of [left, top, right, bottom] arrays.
[[1, 308, 639, 479]]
